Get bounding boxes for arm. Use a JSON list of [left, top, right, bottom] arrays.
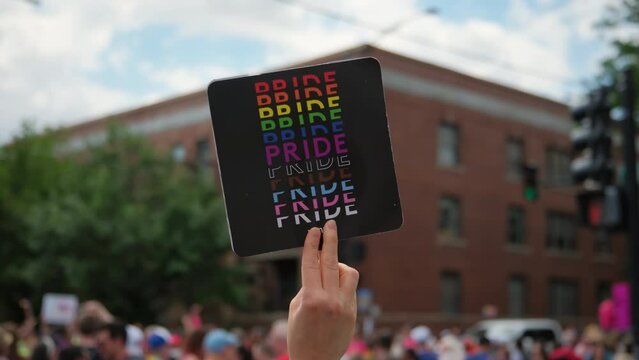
[[17, 299, 38, 338], [287, 220, 360, 360]]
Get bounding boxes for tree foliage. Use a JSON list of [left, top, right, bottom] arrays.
[[0, 125, 245, 323], [597, 0, 639, 103]]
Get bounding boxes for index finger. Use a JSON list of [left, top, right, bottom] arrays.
[[300, 227, 322, 289]]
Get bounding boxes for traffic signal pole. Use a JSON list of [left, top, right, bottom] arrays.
[[620, 67, 639, 352]]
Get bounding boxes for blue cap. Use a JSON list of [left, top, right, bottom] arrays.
[[203, 329, 239, 354], [147, 334, 168, 350]]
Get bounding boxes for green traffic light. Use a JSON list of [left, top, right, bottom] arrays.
[[524, 187, 538, 201]]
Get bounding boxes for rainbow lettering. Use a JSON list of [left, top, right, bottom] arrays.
[[254, 70, 358, 228]]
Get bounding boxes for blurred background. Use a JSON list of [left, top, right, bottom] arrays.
[[1, 0, 638, 360]]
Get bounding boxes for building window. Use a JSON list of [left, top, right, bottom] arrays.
[[196, 138, 211, 166], [549, 279, 578, 317], [546, 212, 577, 252], [506, 138, 524, 179], [545, 147, 570, 185], [439, 196, 461, 239], [441, 271, 461, 315], [171, 143, 186, 163], [507, 206, 525, 246], [437, 123, 459, 167], [509, 275, 527, 317]]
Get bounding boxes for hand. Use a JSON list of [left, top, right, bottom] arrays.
[[287, 220, 359, 360]]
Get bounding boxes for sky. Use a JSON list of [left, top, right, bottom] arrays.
[[0, 0, 633, 143]]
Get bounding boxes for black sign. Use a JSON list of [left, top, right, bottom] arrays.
[[208, 57, 402, 256]]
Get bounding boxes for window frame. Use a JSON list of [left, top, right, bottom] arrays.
[[506, 137, 525, 180], [508, 275, 527, 317], [545, 146, 570, 185], [438, 195, 462, 240], [546, 211, 577, 253], [507, 205, 526, 246], [549, 278, 579, 317], [440, 270, 462, 315], [437, 122, 460, 168]]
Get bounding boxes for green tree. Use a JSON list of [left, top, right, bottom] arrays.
[[1, 125, 246, 323], [597, 0, 639, 101], [0, 124, 76, 321]]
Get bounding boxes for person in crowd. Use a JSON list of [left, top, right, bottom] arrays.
[[180, 329, 205, 360], [389, 324, 412, 360], [575, 324, 602, 360], [30, 343, 52, 360], [403, 349, 420, 360], [613, 335, 633, 360], [168, 333, 183, 360], [202, 330, 239, 360], [96, 322, 128, 360], [248, 342, 269, 360], [491, 341, 509, 360], [549, 332, 580, 360], [17, 300, 38, 360], [181, 306, 203, 336], [75, 308, 108, 360], [587, 337, 613, 360], [59, 347, 88, 360], [266, 320, 287, 360], [0, 326, 12, 360], [409, 326, 437, 360], [438, 333, 464, 360], [370, 329, 393, 360], [125, 325, 144, 360], [466, 336, 490, 360], [78, 302, 113, 325], [344, 327, 368, 360], [561, 325, 578, 349], [1, 323, 20, 360], [144, 327, 171, 360], [230, 328, 255, 360], [461, 337, 480, 357], [509, 339, 525, 360], [530, 342, 548, 360]]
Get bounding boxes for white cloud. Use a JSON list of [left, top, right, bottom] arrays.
[[142, 63, 237, 93], [0, 0, 132, 141], [370, 0, 631, 103], [374, 16, 569, 100]]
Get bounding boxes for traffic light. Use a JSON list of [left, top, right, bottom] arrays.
[[522, 164, 538, 201], [576, 186, 625, 229], [570, 85, 625, 230], [570, 88, 614, 185]]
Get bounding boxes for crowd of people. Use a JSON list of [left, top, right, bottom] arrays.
[[0, 299, 291, 360], [343, 323, 635, 360], [0, 297, 635, 360], [0, 222, 635, 360]]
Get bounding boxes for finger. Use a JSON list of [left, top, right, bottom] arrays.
[[338, 263, 359, 296], [301, 227, 322, 289], [320, 220, 340, 292]]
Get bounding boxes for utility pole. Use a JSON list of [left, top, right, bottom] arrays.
[[620, 66, 639, 353]]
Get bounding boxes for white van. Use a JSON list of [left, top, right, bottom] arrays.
[[465, 318, 562, 345]]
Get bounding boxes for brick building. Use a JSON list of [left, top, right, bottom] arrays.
[[61, 45, 625, 327]]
